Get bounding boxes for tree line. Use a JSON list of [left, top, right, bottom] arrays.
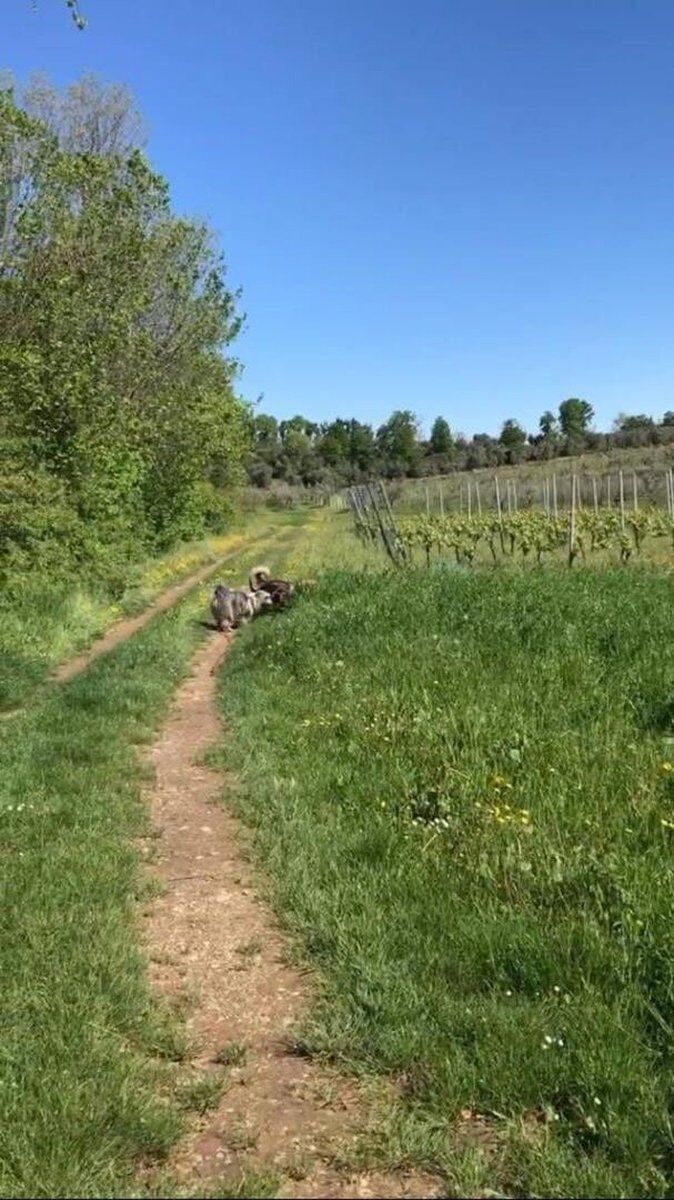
[[1, 76, 250, 588], [248, 400, 674, 490]]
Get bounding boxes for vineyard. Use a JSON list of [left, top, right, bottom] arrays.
[[396, 506, 674, 566], [348, 472, 674, 568]]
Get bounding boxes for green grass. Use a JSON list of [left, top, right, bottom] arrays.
[[393, 442, 674, 516], [0, 600, 203, 1198], [0, 522, 313, 1198], [214, 1041, 247, 1067], [215, 564, 674, 1198], [175, 1072, 227, 1115], [0, 510, 297, 712]]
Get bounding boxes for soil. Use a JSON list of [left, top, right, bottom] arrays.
[[54, 549, 246, 685], [141, 628, 443, 1198]]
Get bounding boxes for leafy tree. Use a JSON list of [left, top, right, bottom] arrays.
[[430, 416, 454, 455], [318, 419, 351, 467], [23, 73, 144, 156], [279, 415, 312, 443], [663, 411, 674, 426], [252, 414, 279, 445], [376, 409, 420, 470], [558, 398, 594, 439], [348, 419, 376, 470], [0, 82, 249, 576], [499, 418, 527, 450], [616, 413, 655, 431], [539, 410, 559, 438]]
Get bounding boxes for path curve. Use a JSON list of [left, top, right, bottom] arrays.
[[142, 629, 442, 1198], [53, 540, 248, 685]]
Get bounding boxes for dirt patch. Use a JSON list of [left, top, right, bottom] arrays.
[[53, 548, 247, 685], [141, 629, 443, 1198]]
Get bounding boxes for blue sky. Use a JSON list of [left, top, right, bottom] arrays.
[[6, 0, 674, 436]]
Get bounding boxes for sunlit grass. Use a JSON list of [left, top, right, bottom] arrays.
[[0, 510, 303, 710], [216, 564, 674, 1198], [0, 523, 315, 1196]]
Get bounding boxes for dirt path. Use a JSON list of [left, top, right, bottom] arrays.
[[53, 542, 248, 685], [142, 629, 442, 1199]]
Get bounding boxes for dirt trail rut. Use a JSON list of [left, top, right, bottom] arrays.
[[54, 543, 247, 685], [142, 629, 442, 1198]]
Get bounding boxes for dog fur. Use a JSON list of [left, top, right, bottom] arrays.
[[210, 584, 272, 632], [249, 564, 294, 606]]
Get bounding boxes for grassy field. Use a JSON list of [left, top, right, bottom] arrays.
[[216, 559, 674, 1198], [0, 510, 301, 712], [393, 443, 674, 516], [0, 525, 312, 1199]]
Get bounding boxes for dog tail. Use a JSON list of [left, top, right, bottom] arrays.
[[249, 564, 271, 591]]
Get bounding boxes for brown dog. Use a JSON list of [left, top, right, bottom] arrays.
[[249, 565, 294, 607]]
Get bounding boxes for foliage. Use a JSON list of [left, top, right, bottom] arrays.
[[247, 395, 674, 490], [499, 418, 528, 463], [396, 506, 674, 567], [539, 409, 558, 438], [559, 397, 594, 439], [429, 415, 454, 455], [376, 409, 422, 474], [0, 82, 249, 585]]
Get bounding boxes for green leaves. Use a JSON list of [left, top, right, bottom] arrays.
[[1, 83, 249, 583]]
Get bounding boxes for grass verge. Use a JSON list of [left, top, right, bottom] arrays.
[[0, 510, 299, 712], [215, 564, 674, 1198], [0, 520, 312, 1198]]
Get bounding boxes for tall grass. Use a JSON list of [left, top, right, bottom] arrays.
[[0, 511, 296, 711], [0, 602, 202, 1197], [392, 442, 674, 517], [0, 527, 311, 1197], [216, 565, 674, 1197]]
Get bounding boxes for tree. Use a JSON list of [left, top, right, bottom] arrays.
[[23, 73, 144, 156], [318, 419, 351, 467], [663, 411, 674, 426], [1, 82, 249, 574], [376, 410, 421, 472], [348, 420, 375, 471], [558, 398, 594, 439], [616, 413, 655, 431], [252, 414, 279, 445], [539, 410, 559, 438], [499, 419, 527, 450], [279, 415, 312, 443], [430, 416, 454, 455]]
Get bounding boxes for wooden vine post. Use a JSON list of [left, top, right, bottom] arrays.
[[568, 474, 577, 567]]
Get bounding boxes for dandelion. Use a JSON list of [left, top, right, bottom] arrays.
[[660, 762, 673, 775], [491, 774, 512, 790]]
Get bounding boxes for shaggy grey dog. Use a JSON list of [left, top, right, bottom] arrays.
[[210, 584, 272, 632]]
